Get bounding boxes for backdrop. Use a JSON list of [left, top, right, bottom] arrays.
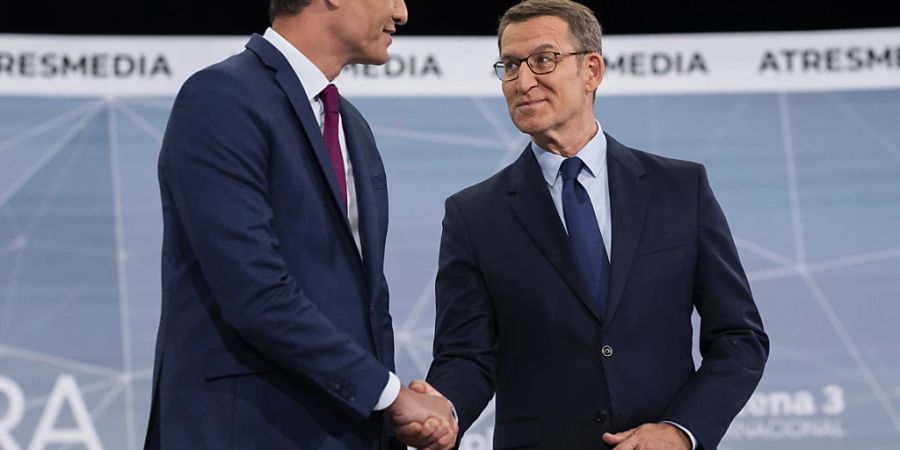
[[1, 29, 899, 449]]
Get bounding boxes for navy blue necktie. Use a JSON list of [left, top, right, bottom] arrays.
[[560, 157, 610, 316]]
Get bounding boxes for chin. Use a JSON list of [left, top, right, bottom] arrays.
[[350, 55, 388, 66], [512, 117, 546, 136], [355, 52, 389, 66]]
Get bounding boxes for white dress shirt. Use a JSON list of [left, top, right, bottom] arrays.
[[530, 121, 612, 259], [263, 28, 401, 412], [530, 121, 698, 449]]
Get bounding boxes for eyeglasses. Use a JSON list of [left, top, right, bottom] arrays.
[[493, 50, 591, 81]]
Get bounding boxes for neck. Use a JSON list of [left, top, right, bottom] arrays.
[[272, 12, 345, 81], [533, 115, 598, 158]]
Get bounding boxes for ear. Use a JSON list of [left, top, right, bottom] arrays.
[[583, 52, 604, 93]]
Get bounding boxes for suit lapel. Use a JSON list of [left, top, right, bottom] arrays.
[[246, 34, 350, 219], [507, 146, 604, 325], [604, 134, 649, 324], [342, 99, 382, 295], [343, 103, 387, 359]]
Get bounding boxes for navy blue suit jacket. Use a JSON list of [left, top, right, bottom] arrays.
[[145, 35, 401, 450], [427, 135, 769, 450]]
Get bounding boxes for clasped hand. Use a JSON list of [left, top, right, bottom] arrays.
[[387, 380, 458, 450]]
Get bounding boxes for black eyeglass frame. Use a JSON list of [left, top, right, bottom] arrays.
[[493, 50, 592, 81]]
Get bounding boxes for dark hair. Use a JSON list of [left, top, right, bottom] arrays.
[[498, 0, 602, 55], [269, 0, 313, 22]]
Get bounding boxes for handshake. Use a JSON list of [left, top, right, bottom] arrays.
[[386, 380, 459, 450]]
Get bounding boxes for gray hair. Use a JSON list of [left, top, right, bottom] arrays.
[[498, 0, 603, 55]]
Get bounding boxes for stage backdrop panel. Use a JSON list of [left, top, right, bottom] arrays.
[[1, 30, 899, 449]]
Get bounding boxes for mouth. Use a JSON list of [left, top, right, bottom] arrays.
[[516, 99, 545, 108]]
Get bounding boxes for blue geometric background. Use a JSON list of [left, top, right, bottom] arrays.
[[1, 89, 898, 449]]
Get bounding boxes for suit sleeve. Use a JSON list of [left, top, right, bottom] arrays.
[[660, 164, 770, 448], [427, 196, 498, 435], [382, 273, 396, 371], [160, 68, 388, 419]]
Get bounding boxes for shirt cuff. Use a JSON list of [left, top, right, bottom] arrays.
[[372, 372, 401, 411], [449, 400, 458, 424], [662, 421, 697, 450]]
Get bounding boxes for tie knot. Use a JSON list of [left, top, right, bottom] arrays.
[[560, 157, 585, 182], [320, 84, 340, 114]]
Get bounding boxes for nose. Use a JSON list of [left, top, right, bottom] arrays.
[[513, 63, 538, 92], [393, 0, 408, 26]]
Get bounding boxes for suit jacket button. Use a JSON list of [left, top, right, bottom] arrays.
[[595, 410, 609, 423], [601, 345, 614, 357], [370, 304, 376, 315]]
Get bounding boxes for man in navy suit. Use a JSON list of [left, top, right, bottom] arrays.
[[144, 1, 458, 449], [408, 1, 769, 449]]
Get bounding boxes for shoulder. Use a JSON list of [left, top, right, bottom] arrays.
[[448, 159, 518, 209], [176, 49, 272, 106], [626, 146, 702, 175], [608, 134, 705, 187]]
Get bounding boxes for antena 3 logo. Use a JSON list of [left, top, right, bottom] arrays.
[[0, 52, 171, 79]]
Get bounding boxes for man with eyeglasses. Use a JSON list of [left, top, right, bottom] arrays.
[[401, 1, 769, 449]]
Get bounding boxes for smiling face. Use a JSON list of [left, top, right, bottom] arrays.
[[337, 0, 408, 65], [499, 15, 602, 144]]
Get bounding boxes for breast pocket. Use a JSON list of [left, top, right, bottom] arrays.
[[635, 242, 683, 258], [371, 173, 386, 191]]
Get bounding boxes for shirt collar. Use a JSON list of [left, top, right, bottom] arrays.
[[263, 27, 330, 103], [531, 121, 608, 187]]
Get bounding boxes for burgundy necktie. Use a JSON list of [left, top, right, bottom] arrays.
[[319, 84, 347, 208]]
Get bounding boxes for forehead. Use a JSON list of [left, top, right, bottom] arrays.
[[500, 16, 574, 57]]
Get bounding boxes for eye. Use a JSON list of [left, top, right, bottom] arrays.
[[533, 54, 554, 65], [504, 61, 520, 73]]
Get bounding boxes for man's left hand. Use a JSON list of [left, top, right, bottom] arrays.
[[602, 422, 691, 450]]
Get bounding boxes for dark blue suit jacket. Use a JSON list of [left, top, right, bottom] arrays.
[[145, 35, 401, 450], [427, 135, 769, 450]]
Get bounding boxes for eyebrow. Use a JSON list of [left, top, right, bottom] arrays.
[[500, 43, 558, 60]]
